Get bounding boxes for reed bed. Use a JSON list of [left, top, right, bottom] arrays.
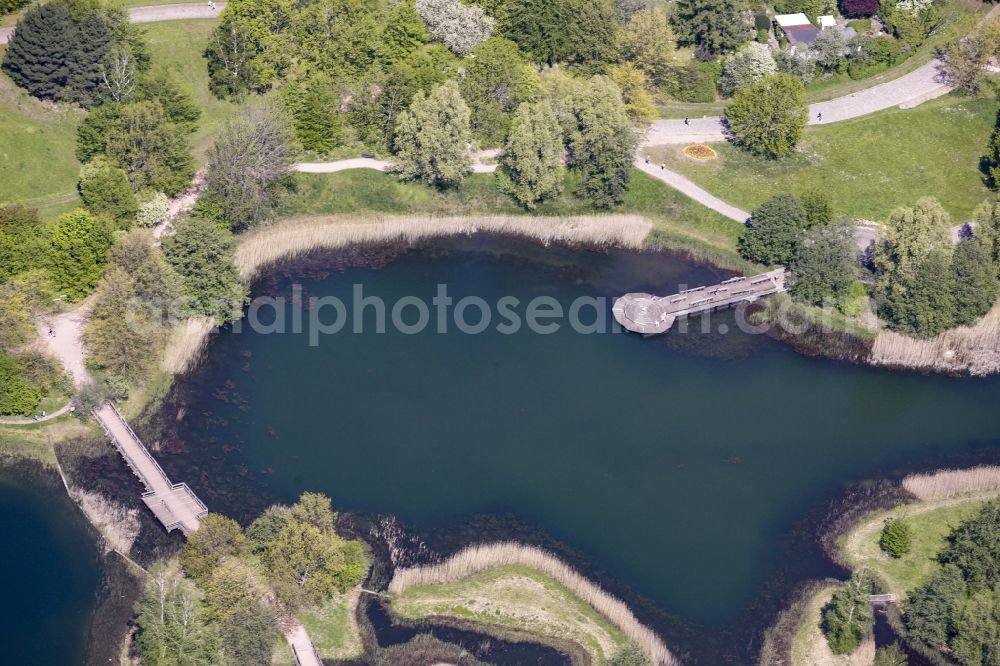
[[903, 466, 1000, 501], [389, 542, 677, 666], [869, 299, 1000, 376], [236, 214, 654, 280], [161, 317, 216, 375]]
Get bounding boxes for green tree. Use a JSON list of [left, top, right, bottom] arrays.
[[872, 644, 908, 666], [379, 0, 430, 64], [106, 100, 195, 195], [460, 37, 539, 145], [609, 641, 651, 666], [204, 0, 295, 98], [85, 231, 179, 382], [86, 267, 160, 382], [739, 193, 807, 265], [63, 9, 111, 107], [880, 518, 915, 558], [789, 220, 858, 306], [350, 44, 458, 151], [0, 205, 49, 282], [78, 157, 138, 226], [800, 189, 833, 227], [874, 198, 952, 289], [135, 565, 220, 666], [47, 209, 115, 301], [0, 353, 42, 416], [291, 0, 381, 76], [283, 75, 345, 155], [938, 500, 1000, 590], [570, 76, 636, 208], [181, 513, 247, 583], [219, 603, 279, 666], [725, 74, 808, 158], [718, 42, 777, 97], [202, 559, 260, 624], [890, 249, 958, 338], [607, 63, 657, 123], [204, 104, 294, 229], [499, 100, 565, 209], [246, 505, 291, 554], [290, 492, 337, 533], [952, 238, 999, 327], [264, 518, 366, 608], [393, 79, 474, 186], [618, 8, 677, 86], [134, 73, 202, 132], [161, 217, 247, 323], [822, 572, 875, 654], [493, 0, 619, 69], [951, 587, 1000, 666], [905, 564, 967, 649], [76, 103, 123, 163], [670, 0, 752, 56], [1, 3, 76, 101]]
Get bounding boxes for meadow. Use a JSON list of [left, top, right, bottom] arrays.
[[646, 95, 998, 222]]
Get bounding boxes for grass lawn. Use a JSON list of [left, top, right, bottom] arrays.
[[141, 18, 241, 162], [299, 591, 363, 660], [391, 564, 629, 663], [646, 95, 998, 222], [0, 72, 83, 217], [837, 494, 995, 598], [280, 168, 751, 269]]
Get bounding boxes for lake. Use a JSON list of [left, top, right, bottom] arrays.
[[159, 236, 1000, 661], [0, 468, 101, 665]]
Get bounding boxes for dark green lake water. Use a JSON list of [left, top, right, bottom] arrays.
[[0, 470, 100, 665], [161, 237, 1000, 660]]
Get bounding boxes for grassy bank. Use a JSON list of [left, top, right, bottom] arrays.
[[645, 96, 997, 222], [282, 168, 748, 267], [788, 584, 875, 666], [0, 74, 83, 218], [837, 467, 1000, 598], [142, 18, 239, 162], [390, 543, 675, 665], [300, 589, 364, 661]]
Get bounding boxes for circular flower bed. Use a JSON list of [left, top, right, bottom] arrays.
[[683, 144, 717, 160]]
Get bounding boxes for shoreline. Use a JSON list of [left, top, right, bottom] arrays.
[[760, 465, 1000, 665]]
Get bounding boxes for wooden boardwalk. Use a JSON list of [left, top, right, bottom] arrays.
[[613, 269, 787, 334], [94, 402, 207, 535]]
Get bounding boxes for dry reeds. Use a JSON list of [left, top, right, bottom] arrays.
[[236, 214, 654, 280], [389, 542, 677, 666], [161, 317, 216, 375], [73, 489, 141, 555], [902, 466, 1000, 501], [869, 298, 1000, 376]]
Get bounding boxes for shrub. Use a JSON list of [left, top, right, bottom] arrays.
[[880, 518, 914, 557], [136, 191, 171, 229], [0, 352, 42, 416], [719, 42, 777, 96], [822, 573, 875, 654], [872, 644, 908, 666], [0, 0, 30, 16], [754, 12, 771, 31], [672, 61, 719, 103], [78, 157, 138, 226], [416, 0, 493, 55]]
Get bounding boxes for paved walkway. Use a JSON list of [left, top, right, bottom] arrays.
[[645, 60, 951, 145], [295, 151, 499, 175], [634, 157, 749, 223], [284, 622, 322, 666]]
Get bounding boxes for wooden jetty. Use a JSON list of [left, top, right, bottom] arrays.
[[613, 268, 787, 334], [94, 402, 207, 535]]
